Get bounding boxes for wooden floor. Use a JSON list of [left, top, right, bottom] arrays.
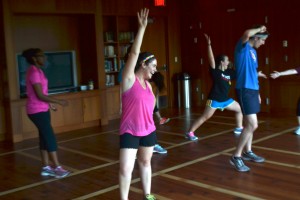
[[0, 107, 300, 200]]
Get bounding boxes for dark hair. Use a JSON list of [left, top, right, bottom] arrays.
[[134, 52, 156, 72], [150, 71, 165, 92], [215, 54, 227, 67], [22, 48, 42, 65]]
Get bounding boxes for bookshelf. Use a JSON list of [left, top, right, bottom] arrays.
[[103, 15, 136, 86]]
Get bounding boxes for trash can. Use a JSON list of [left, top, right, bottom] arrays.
[[177, 73, 191, 108]]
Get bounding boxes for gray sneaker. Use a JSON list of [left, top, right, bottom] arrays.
[[242, 151, 265, 163], [230, 156, 250, 172]]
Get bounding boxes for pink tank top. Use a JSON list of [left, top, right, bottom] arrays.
[[120, 77, 156, 136]]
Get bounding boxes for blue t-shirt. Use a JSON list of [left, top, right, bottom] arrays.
[[234, 39, 259, 90]]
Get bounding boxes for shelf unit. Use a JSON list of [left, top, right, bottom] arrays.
[[102, 15, 137, 86]]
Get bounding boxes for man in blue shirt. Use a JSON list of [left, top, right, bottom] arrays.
[[230, 25, 269, 172]]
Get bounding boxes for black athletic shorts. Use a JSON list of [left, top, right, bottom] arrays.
[[120, 131, 157, 149], [236, 88, 260, 115]]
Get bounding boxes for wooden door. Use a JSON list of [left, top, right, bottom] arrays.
[[142, 16, 169, 108]]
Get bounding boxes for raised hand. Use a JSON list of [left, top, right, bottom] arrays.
[[137, 8, 149, 28], [204, 34, 211, 45], [260, 25, 267, 33]]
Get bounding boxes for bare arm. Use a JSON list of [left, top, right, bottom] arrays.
[[241, 25, 267, 44], [121, 8, 149, 92], [270, 69, 298, 79], [33, 83, 68, 107], [204, 34, 215, 69]]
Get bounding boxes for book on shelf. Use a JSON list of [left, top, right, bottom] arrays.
[[113, 57, 118, 71], [119, 59, 125, 71], [104, 60, 112, 72], [105, 32, 114, 42], [118, 32, 134, 42]]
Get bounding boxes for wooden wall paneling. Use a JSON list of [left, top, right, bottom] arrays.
[[10, 0, 97, 14], [0, 0, 7, 141], [3, 0, 18, 101], [142, 16, 168, 95], [9, 0, 56, 13], [101, 0, 117, 15], [268, 0, 299, 115], [270, 80, 300, 115], [55, 0, 97, 13], [117, 16, 137, 33], [2, 0, 18, 142], [10, 101, 25, 142], [102, 16, 117, 39], [166, 0, 181, 107], [117, 0, 142, 15], [12, 15, 80, 53], [20, 106, 36, 133], [77, 15, 99, 87]]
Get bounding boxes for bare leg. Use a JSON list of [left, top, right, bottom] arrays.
[[297, 116, 300, 126], [137, 146, 154, 196], [119, 148, 138, 200], [188, 106, 216, 133], [48, 151, 60, 167], [233, 114, 258, 157], [40, 150, 49, 166], [225, 101, 243, 128]]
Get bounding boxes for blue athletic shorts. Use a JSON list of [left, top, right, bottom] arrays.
[[120, 131, 157, 149], [206, 98, 234, 111], [236, 88, 260, 115]]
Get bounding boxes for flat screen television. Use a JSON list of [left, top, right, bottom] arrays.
[[17, 50, 78, 97]]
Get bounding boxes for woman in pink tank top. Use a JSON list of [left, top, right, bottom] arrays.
[[23, 48, 70, 178], [119, 9, 158, 200]]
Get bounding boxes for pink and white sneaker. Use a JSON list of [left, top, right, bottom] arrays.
[[54, 166, 70, 178], [185, 132, 198, 141]]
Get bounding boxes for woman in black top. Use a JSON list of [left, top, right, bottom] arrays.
[[185, 34, 243, 141]]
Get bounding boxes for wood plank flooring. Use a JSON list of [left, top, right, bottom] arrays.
[[0, 107, 299, 200]]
